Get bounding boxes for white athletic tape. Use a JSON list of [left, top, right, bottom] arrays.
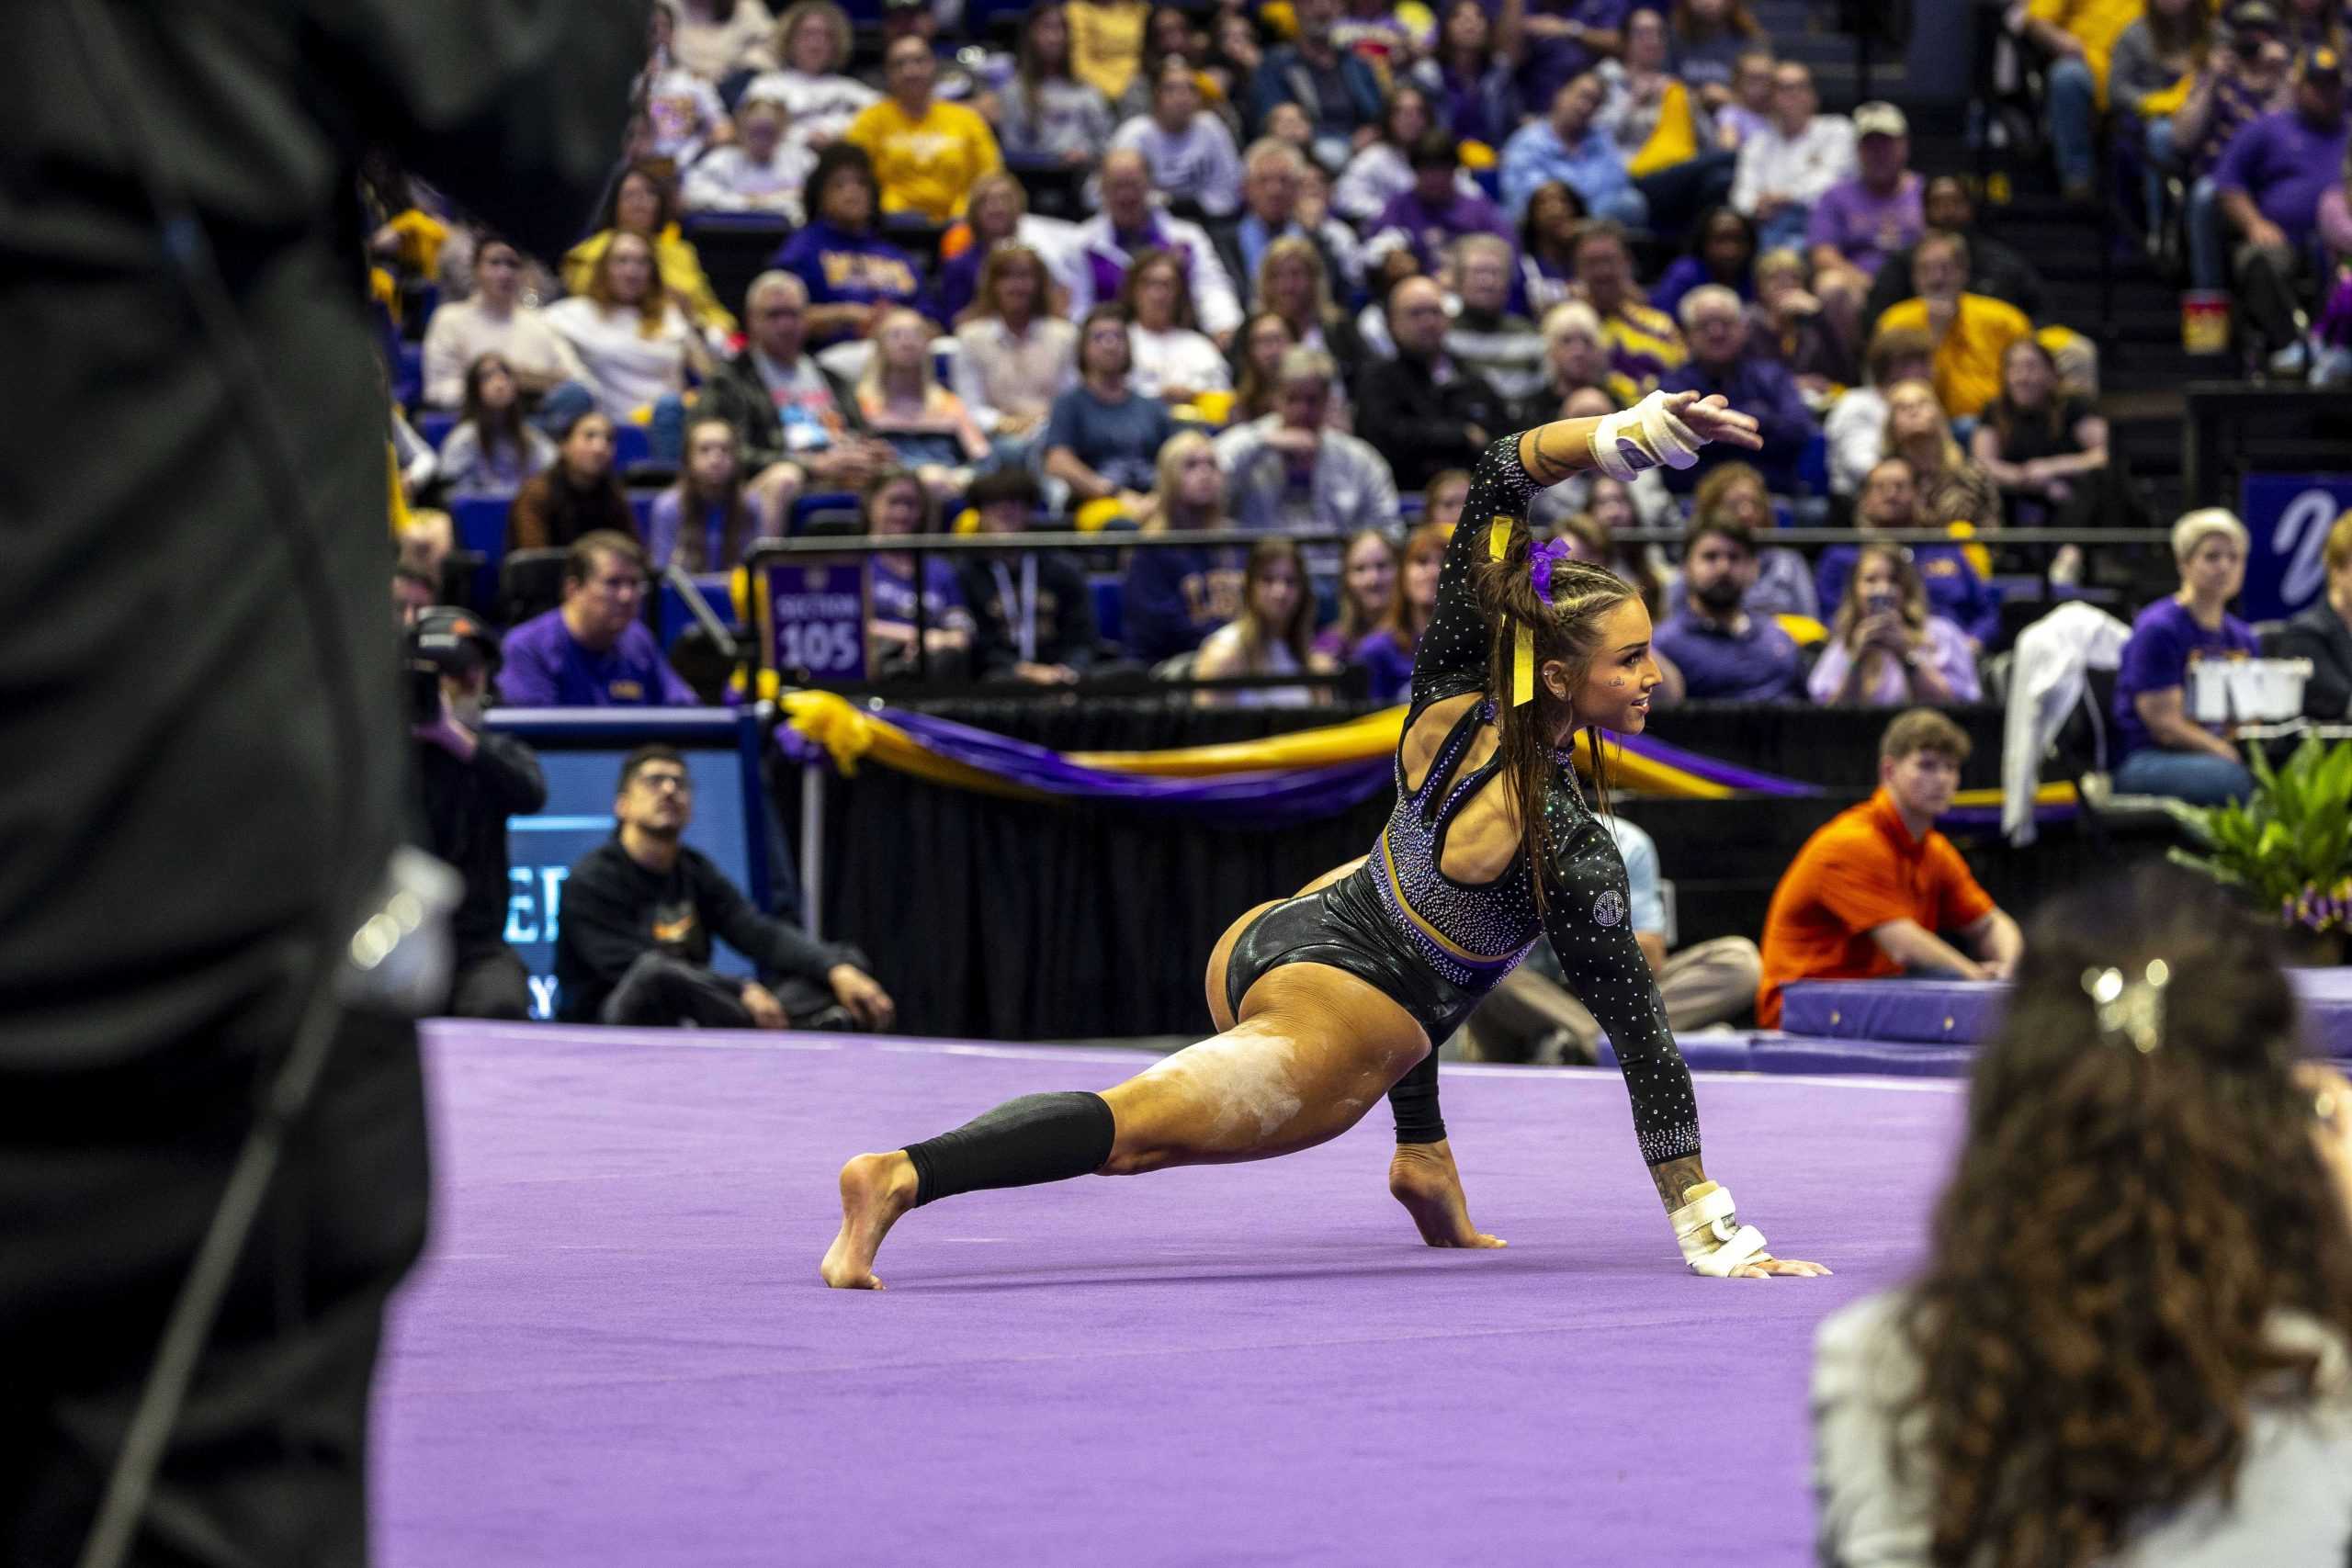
[[1670, 1181, 1771, 1276], [1588, 391, 1707, 482]]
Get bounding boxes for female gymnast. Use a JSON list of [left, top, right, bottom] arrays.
[[822, 389, 1829, 1288]]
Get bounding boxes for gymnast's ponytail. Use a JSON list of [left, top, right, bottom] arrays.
[[1472, 516, 1636, 915]]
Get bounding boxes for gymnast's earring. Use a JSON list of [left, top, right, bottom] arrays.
[[2082, 960, 2171, 1054]]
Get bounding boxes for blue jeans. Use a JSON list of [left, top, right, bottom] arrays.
[[1756, 205, 1810, 254], [2142, 117, 2179, 235], [2113, 746, 2253, 805], [2188, 175, 2228, 290], [2047, 57, 2098, 187]]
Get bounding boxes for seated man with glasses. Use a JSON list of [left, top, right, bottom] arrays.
[[498, 531, 699, 707], [556, 744, 897, 1032]]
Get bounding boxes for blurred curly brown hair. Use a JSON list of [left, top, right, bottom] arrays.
[[1897, 865, 2352, 1568]]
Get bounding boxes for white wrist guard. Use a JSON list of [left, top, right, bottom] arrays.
[[1589, 391, 1706, 481], [1669, 1180, 1770, 1277]]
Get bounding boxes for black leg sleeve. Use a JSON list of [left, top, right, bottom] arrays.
[[904, 1091, 1117, 1207], [1387, 1051, 1446, 1144], [599, 953, 756, 1029]]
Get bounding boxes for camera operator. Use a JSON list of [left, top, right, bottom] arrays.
[[411, 607, 547, 1019]]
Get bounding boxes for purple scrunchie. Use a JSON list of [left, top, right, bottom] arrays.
[[1529, 536, 1573, 608]]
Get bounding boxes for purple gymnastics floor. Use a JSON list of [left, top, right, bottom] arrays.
[[374, 1023, 1965, 1567]]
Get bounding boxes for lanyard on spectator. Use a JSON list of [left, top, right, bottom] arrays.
[[989, 554, 1037, 663]]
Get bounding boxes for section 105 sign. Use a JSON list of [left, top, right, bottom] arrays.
[[765, 559, 867, 681]]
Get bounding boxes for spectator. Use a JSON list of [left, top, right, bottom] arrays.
[[1971, 337, 2109, 528], [1357, 276, 1511, 491], [956, 468, 1101, 684], [1709, 43, 1778, 150], [1231, 311, 1301, 422], [1579, 467, 1676, 622], [999, 2, 1118, 165], [1500, 73, 1645, 224], [1806, 100, 1923, 284], [1444, 233, 1550, 403], [952, 244, 1080, 445], [2277, 508, 2352, 718], [437, 354, 559, 499], [1224, 140, 1363, 306], [1045, 305, 1181, 515], [682, 99, 814, 217], [507, 410, 639, 552], [643, 3, 731, 170], [394, 566, 440, 636], [1464, 812, 1762, 1062], [407, 607, 546, 1020], [2112, 0, 2215, 235], [1216, 346, 1401, 532], [1824, 322, 1935, 497], [1193, 537, 1334, 705], [562, 162, 736, 340], [2029, 0, 2152, 203], [1205, 8, 1268, 108], [847, 37, 1004, 222], [1113, 56, 1246, 219], [2112, 509, 2261, 804], [556, 742, 893, 1030], [873, 0, 979, 101], [1651, 204, 1758, 322], [1755, 707, 2019, 1026], [1122, 247, 1234, 405], [1807, 544, 1981, 707], [501, 533, 698, 707], [1658, 282, 1815, 490], [1864, 175, 2050, 329], [933, 173, 1085, 325], [1747, 245, 1858, 396], [1254, 235, 1369, 386], [1430, 0, 1529, 150], [1069, 0, 1154, 105], [2211, 47, 2351, 368], [2176, 3, 2297, 288], [1669, 0, 1765, 107], [1370, 130, 1521, 273], [1123, 430, 1248, 660], [1729, 61, 1856, 252], [1679, 459, 1816, 616], [543, 231, 707, 422], [743, 0, 878, 151], [1652, 516, 1804, 700], [1872, 231, 2032, 423], [1818, 456, 2003, 648], [1336, 84, 1453, 225], [648, 419, 774, 571], [1315, 526, 1399, 662], [1122, 6, 1224, 123], [420, 236, 584, 411], [699, 271, 893, 534], [1570, 218, 1690, 389], [1424, 467, 1474, 527], [855, 307, 989, 497], [857, 468, 977, 677], [1814, 866, 2352, 1568], [1517, 0, 1633, 110], [1595, 6, 1736, 235], [1879, 377, 2005, 553], [1074, 149, 1246, 339], [671, 0, 780, 81], [1250, 0, 1385, 167], [1514, 299, 1641, 424], [1518, 179, 1590, 315], [771, 144, 930, 345], [1356, 520, 1448, 702]]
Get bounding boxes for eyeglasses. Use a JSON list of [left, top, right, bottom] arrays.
[[634, 773, 692, 794]]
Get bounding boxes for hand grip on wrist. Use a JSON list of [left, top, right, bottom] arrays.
[[1588, 391, 1706, 482]]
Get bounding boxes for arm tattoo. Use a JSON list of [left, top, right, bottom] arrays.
[[1519, 419, 1596, 489], [1648, 1154, 1708, 1212]]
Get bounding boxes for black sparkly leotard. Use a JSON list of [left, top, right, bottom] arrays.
[[1221, 435, 1702, 1167]]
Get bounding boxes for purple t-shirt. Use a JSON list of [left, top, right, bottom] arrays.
[[1652, 605, 1802, 702], [1805, 175, 1923, 277], [2111, 597, 2259, 759], [1372, 187, 1518, 274], [498, 610, 698, 707], [1354, 627, 1419, 705], [2213, 110, 2352, 244]]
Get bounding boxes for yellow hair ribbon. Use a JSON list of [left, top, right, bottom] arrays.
[[1491, 515, 1536, 706], [1487, 515, 1510, 561]]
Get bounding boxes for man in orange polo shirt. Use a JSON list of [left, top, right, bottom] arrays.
[[1756, 708, 2023, 1027]]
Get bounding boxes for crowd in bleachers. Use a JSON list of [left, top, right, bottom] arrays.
[[375, 0, 2352, 807]]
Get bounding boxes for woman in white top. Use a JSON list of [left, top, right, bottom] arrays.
[[741, 0, 876, 152], [1192, 537, 1335, 706], [542, 231, 709, 421], [1106, 57, 1243, 219], [682, 98, 814, 216], [419, 236, 584, 409], [436, 353, 558, 498], [1333, 83, 1447, 228], [856, 307, 989, 500], [1813, 865, 2352, 1568], [997, 3, 1116, 165], [1121, 247, 1230, 407], [951, 243, 1079, 441]]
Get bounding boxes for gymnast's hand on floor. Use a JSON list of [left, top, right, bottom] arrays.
[[1388, 1140, 1507, 1249], [1726, 1254, 1833, 1279]]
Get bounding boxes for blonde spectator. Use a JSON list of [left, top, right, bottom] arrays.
[[1121, 430, 1246, 660], [682, 99, 815, 216], [1354, 520, 1449, 703], [1231, 310, 1302, 423], [561, 163, 737, 338], [1193, 538, 1333, 705], [855, 308, 989, 498], [1122, 247, 1233, 405], [742, 1, 879, 150], [1882, 378, 2000, 535], [544, 231, 709, 421], [1313, 527, 1398, 662], [951, 244, 1080, 442]]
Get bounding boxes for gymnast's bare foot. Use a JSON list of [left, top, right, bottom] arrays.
[[1388, 1140, 1506, 1248], [820, 1152, 919, 1289]]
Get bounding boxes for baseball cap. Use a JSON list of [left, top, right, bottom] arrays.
[[1852, 101, 1908, 139], [409, 606, 499, 676]]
